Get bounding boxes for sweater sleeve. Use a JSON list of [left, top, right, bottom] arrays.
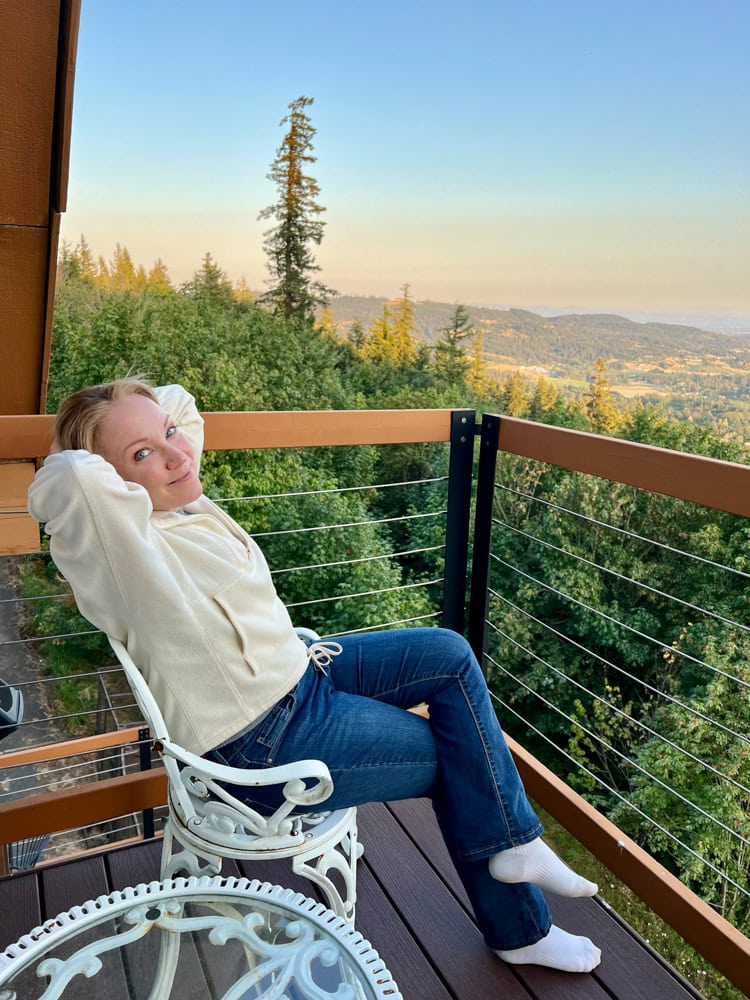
[[27, 449, 193, 642]]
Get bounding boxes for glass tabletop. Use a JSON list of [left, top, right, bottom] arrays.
[[0, 876, 401, 1000]]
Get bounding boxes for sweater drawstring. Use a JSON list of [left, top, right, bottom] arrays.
[[306, 640, 343, 674]]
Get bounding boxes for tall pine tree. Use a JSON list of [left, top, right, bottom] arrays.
[[434, 303, 474, 383], [259, 96, 335, 324]]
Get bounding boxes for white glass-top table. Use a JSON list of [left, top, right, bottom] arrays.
[[0, 875, 401, 999]]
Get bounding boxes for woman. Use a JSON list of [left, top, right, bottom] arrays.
[[28, 378, 601, 974]]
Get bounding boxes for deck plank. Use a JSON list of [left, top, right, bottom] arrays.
[[354, 859, 455, 1000], [0, 799, 711, 1000], [359, 801, 535, 999], [104, 837, 162, 889], [384, 799, 612, 1000], [392, 797, 705, 1000], [40, 853, 130, 998], [549, 894, 703, 1000], [0, 869, 40, 952]]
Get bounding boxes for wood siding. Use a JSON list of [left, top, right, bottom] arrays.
[[0, 0, 80, 415]]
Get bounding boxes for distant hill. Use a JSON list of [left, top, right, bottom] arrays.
[[324, 296, 750, 375]]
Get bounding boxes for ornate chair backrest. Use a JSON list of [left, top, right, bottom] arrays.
[[108, 636, 199, 826], [107, 635, 334, 847]]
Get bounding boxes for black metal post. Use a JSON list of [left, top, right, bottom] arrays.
[[467, 413, 501, 673], [441, 409, 476, 634], [138, 726, 155, 840]]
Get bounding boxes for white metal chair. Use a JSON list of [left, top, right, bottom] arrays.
[[108, 633, 362, 922]]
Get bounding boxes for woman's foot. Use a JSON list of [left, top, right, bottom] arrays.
[[489, 837, 598, 897], [496, 924, 602, 973]]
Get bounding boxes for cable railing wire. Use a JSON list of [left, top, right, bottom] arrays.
[[489, 622, 750, 804], [487, 583, 749, 746], [325, 611, 441, 637], [9, 702, 140, 729], [488, 684, 750, 901], [4, 666, 123, 690], [0, 628, 102, 648], [286, 577, 442, 610], [490, 553, 750, 694], [253, 509, 446, 539], [271, 544, 444, 577], [213, 475, 448, 504], [488, 594, 750, 796], [1, 742, 147, 774], [0, 592, 72, 606], [494, 517, 750, 638], [1, 754, 146, 797], [492, 648, 750, 847], [494, 481, 750, 583]]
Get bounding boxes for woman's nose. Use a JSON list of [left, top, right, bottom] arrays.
[[164, 443, 187, 468]]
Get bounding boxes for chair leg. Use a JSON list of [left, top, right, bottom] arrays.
[[160, 818, 223, 879], [292, 813, 363, 922], [148, 915, 182, 1000]]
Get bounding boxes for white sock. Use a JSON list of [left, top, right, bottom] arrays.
[[496, 924, 602, 973], [489, 837, 598, 897]]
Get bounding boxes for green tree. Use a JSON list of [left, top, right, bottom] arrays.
[[349, 318, 366, 350], [434, 303, 474, 384], [466, 330, 490, 399], [146, 259, 172, 293], [360, 290, 420, 370], [232, 276, 255, 304], [500, 370, 528, 416], [68, 235, 97, 282], [315, 305, 338, 342], [391, 284, 418, 366], [181, 252, 235, 309], [258, 95, 334, 323], [528, 376, 560, 420], [586, 357, 620, 435], [360, 305, 396, 363]]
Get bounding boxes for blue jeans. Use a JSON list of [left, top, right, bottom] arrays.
[[205, 627, 551, 950]]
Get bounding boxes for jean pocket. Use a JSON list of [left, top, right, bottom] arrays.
[[254, 698, 295, 762]]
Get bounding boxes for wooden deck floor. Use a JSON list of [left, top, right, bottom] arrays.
[[0, 798, 705, 1000]]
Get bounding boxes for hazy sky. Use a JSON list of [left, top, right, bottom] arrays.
[[62, 0, 749, 325]]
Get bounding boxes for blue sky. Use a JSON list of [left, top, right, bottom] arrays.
[[63, 0, 750, 326]]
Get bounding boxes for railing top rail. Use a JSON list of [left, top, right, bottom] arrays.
[[495, 414, 750, 519], [0, 408, 462, 461]]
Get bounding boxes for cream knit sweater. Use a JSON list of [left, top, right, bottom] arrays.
[[27, 385, 308, 755]]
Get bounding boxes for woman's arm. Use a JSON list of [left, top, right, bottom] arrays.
[[27, 449, 192, 641], [154, 385, 205, 471]]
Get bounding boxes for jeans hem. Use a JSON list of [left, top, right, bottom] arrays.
[[486, 917, 553, 953], [457, 820, 544, 863]]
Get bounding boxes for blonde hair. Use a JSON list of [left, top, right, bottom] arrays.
[[54, 377, 158, 454]]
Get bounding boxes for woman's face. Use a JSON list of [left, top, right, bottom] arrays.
[[98, 394, 202, 510]]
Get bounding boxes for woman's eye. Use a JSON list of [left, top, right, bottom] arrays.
[[166, 426, 177, 439], [134, 448, 150, 462]]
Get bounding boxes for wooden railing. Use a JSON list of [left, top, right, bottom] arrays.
[[0, 407, 749, 995]]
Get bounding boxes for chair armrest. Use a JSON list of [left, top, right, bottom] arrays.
[[159, 739, 334, 811], [294, 626, 321, 643], [161, 740, 332, 789]]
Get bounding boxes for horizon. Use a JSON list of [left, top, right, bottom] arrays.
[[62, 238, 750, 335], [61, 1, 750, 330]]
